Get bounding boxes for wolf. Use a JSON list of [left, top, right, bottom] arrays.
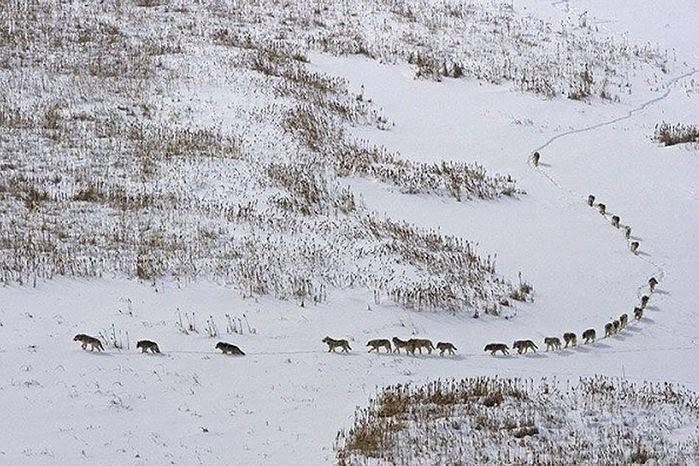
[[407, 338, 434, 355], [544, 337, 561, 351], [613, 320, 620, 333], [640, 295, 650, 309], [587, 194, 595, 207], [598, 203, 606, 215], [436, 342, 457, 356], [624, 226, 631, 239], [582, 328, 596, 344], [391, 337, 410, 354], [611, 215, 620, 228], [215, 341, 245, 355], [136, 340, 160, 354], [532, 151, 540, 166], [563, 332, 577, 348], [484, 343, 509, 356], [73, 334, 103, 352], [322, 336, 351, 353], [630, 241, 639, 254], [634, 307, 644, 320], [366, 339, 392, 353], [619, 314, 628, 329], [513, 340, 538, 354], [649, 277, 658, 292], [604, 323, 614, 337]]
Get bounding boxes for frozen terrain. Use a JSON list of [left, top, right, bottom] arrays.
[[1, 0, 698, 464]]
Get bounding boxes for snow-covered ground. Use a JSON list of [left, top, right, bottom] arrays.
[[1, 1, 698, 464], [520, 0, 699, 62]]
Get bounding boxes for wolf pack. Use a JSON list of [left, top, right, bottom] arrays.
[[73, 275, 655, 359], [586, 193, 642, 255], [71, 158, 661, 360], [321, 336, 457, 356], [73, 190, 659, 360], [319, 271, 657, 358], [72, 334, 245, 356], [481, 277, 656, 356]]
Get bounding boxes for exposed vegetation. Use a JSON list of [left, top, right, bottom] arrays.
[[653, 122, 699, 146], [336, 376, 699, 465], [0, 0, 532, 315], [2, 0, 670, 311], [213, 0, 669, 100]]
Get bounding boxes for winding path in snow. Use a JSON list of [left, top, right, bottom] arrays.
[[530, 67, 699, 205], [312, 50, 698, 364], [529, 66, 698, 329], [532, 67, 699, 156]]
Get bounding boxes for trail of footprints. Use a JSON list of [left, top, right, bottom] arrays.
[[72, 155, 661, 360], [518, 152, 664, 357]]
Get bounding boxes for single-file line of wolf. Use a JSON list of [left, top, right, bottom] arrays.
[[74, 155, 662, 360], [73, 279, 658, 359]]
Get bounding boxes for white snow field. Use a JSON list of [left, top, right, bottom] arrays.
[[1, 1, 698, 465]]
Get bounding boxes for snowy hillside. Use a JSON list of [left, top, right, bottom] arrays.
[[1, 0, 698, 464], [336, 377, 699, 464]]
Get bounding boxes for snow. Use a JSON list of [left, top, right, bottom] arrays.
[[518, 0, 699, 62], [311, 49, 697, 348], [1, 1, 698, 464]]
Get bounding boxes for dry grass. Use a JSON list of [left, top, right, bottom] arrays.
[[5, 0, 665, 313], [653, 122, 699, 146], [336, 376, 699, 465], [0, 0, 534, 316]]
